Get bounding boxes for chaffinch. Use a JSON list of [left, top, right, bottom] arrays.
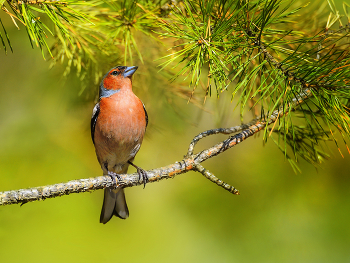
[[91, 66, 148, 224]]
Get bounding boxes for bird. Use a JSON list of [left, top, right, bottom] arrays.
[[91, 66, 148, 224]]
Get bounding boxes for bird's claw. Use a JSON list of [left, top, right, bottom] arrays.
[[128, 160, 148, 188], [107, 171, 122, 188], [136, 167, 148, 189]]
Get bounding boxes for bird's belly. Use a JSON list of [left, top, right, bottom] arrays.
[[94, 124, 143, 174]]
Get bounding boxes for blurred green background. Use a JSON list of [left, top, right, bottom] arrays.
[[1, 2, 350, 263]]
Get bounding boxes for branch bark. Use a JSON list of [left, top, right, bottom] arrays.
[[0, 88, 312, 206]]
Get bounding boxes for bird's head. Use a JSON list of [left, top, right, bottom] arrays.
[[99, 66, 138, 99]]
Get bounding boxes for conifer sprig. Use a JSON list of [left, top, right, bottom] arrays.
[[1, 0, 90, 58], [157, 0, 350, 170]]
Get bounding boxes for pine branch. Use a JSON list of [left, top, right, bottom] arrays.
[[0, 88, 311, 206]]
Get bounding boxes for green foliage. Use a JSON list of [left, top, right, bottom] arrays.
[[0, 0, 89, 58], [0, 0, 161, 88], [102, 0, 159, 64]]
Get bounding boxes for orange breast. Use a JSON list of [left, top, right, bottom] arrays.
[[93, 90, 146, 173]]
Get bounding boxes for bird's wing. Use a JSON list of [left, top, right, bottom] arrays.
[[142, 102, 148, 128], [91, 102, 100, 144]]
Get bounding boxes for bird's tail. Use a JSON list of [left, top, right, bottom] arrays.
[[100, 164, 129, 224], [100, 187, 129, 224]]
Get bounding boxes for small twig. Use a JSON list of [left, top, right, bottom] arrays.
[[186, 125, 249, 156], [193, 163, 240, 195]]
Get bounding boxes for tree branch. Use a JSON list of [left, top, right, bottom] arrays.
[[0, 88, 312, 206]]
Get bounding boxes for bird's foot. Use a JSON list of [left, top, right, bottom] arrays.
[[128, 161, 148, 188], [107, 171, 122, 188]]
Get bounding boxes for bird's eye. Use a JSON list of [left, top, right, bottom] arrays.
[[111, 71, 119, 76]]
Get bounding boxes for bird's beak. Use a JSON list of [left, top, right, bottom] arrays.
[[123, 66, 138, 78]]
